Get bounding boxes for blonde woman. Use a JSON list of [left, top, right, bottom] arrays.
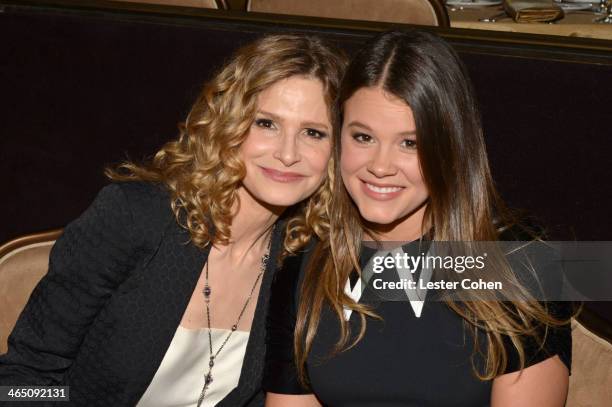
[[0, 34, 346, 406], [265, 31, 572, 407]]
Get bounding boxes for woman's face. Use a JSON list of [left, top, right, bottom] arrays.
[[239, 75, 332, 208], [340, 86, 428, 239]]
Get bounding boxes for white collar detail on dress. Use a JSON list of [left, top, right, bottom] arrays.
[[343, 246, 433, 320]]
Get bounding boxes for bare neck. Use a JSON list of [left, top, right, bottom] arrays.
[[364, 204, 428, 243], [214, 186, 284, 262]]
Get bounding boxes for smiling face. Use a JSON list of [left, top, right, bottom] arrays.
[[340, 86, 428, 240], [239, 75, 332, 209]]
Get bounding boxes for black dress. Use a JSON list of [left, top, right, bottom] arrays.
[[263, 242, 572, 407]]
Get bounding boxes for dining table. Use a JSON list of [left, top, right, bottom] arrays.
[[448, 1, 612, 40]]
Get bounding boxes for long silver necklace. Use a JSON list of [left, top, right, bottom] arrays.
[[196, 232, 272, 407]]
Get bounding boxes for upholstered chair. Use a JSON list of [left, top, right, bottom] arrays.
[[567, 309, 612, 406], [111, 0, 222, 8], [247, 0, 450, 27], [0, 230, 62, 354]]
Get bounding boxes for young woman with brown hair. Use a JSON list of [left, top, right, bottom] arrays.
[[0, 34, 346, 406], [264, 30, 572, 407]]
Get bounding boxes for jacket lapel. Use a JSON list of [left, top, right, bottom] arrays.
[[130, 220, 210, 404]]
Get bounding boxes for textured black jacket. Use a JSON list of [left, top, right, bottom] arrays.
[[0, 182, 285, 406]]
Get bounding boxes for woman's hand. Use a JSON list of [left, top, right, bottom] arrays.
[[491, 355, 569, 407]]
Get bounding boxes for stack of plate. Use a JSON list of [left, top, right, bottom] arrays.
[[556, 0, 597, 11], [446, 0, 503, 8]]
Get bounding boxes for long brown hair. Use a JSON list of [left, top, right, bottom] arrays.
[[295, 30, 571, 382], [106, 34, 346, 253]]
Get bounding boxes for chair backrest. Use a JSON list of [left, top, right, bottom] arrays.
[[0, 230, 62, 354], [111, 0, 221, 8], [247, 0, 449, 27], [567, 314, 612, 406]]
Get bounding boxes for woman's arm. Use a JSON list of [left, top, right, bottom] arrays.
[[266, 393, 322, 407], [491, 355, 569, 407], [0, 183, 152, 385]]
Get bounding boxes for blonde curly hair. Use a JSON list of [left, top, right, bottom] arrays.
[[106, 34, 347, 253]]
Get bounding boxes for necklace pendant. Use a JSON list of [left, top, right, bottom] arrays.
[[203, 285, 211, 298], [199, 234, 272, 405]]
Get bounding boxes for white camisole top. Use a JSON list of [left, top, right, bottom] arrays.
[[136, 326, 250, 407]]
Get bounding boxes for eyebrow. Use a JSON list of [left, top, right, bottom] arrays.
[[345, 120, 416, 136], [257, 110, 330, 132]]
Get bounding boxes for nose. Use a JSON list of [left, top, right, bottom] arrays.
[[273, 131, 301, 167], [367, 145, 397, 177]]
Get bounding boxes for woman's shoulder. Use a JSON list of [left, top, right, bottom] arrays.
[[98, 181, 173, 221], [495, 222, 573, 374], [103, 181, 170, 208], [82, 181, 175, 248], [501, 301, 574, 375]]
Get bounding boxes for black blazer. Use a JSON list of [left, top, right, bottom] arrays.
[[0, 182, 285, 406]]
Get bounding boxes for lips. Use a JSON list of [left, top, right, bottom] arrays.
[[260, 166, 305, 182], [361, 180, 404, 200]]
